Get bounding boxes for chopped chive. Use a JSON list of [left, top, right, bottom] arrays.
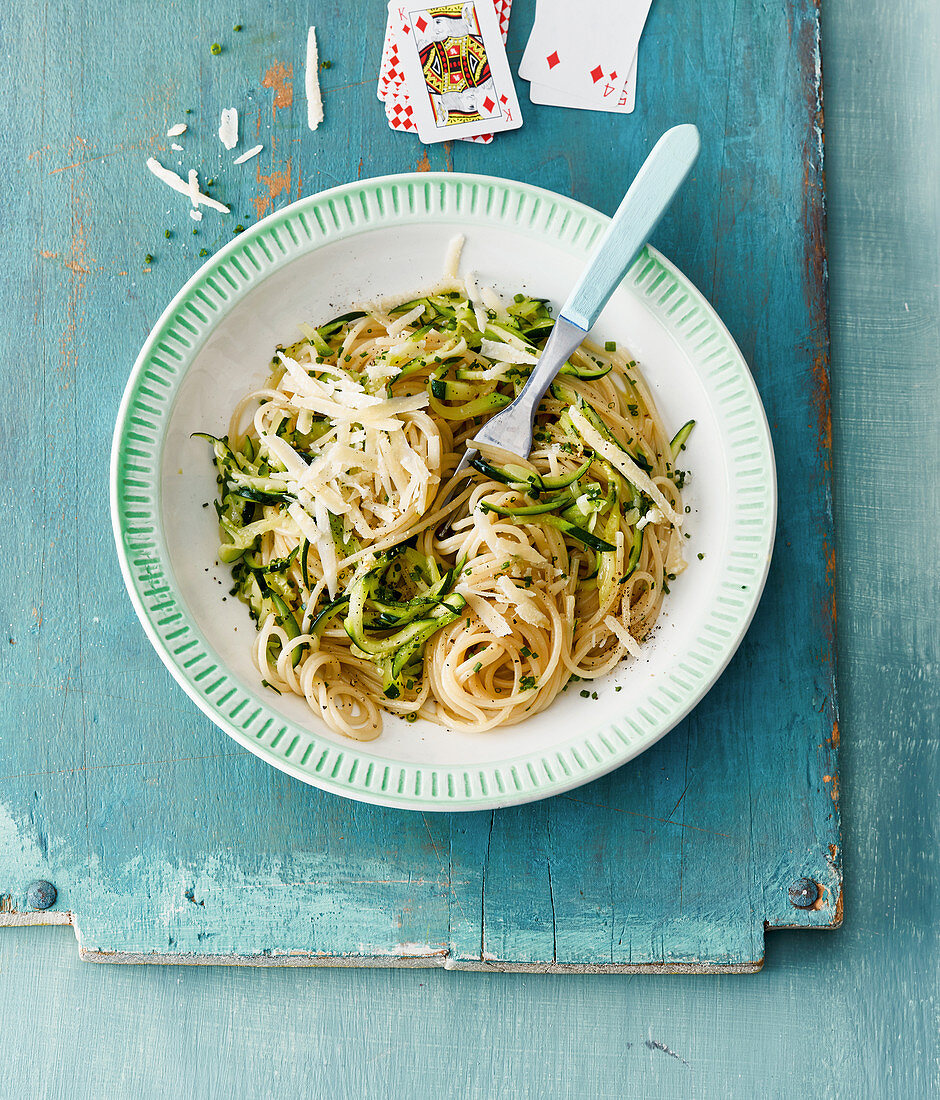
[[604, 340, 616, 352], [520, 675, 537, 690], [234, 224, 245, 234], [320, 59, 332, 69], [164, 229, 172, 239], [697, 552, 705, 560], [143, 253, 153, 263], [211, 42, 222, 55], [199, 248, 209, 256], [591, 691, 598, 700], [473, 661, 482, 673], [233, 23, 243, 31], [580, 689, 590, 698]]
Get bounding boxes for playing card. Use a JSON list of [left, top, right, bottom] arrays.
[[528, 52, 637, 113], [388, 1, 522, 144], [520, 0, 652, 107], [385, 87, 494, 142], [378, 17, 407, 100], [380, 0, 512, 101]]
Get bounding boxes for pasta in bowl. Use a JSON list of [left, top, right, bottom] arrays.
[[198, 253, 694, 741]]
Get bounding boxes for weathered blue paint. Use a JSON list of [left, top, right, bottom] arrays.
[[0, 0, 840, 970]]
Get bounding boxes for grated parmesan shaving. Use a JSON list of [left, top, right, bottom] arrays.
[[604, 615, 644, 658], [443, 234, 465, 278], [495, 575, 549, 627], [146, 158, 231, 213], [479, 339, 538, 365], [457, 586, 513, 638], [218, 108, 238, 150], [305, 26, 324, 130], [233, 144, 263, 164], [569, 407, 682, 528], [190, 209, 203, 222], [166, 123, 187, 137], [171, 143, 184, 152]]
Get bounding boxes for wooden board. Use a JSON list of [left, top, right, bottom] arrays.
[[0, 0, 839, 970]]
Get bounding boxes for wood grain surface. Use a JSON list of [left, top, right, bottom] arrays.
[[0, 0, 840, 972], [0, 0, 937, 1095]]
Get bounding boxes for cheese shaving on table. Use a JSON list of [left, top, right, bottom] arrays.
[[568, 406, 682, 527], [166, 122, 187, 137], [190, 209, 203, 222], [233, 144, 263, 164], [171, 143, 183, 152], [218, 108, 238, 150], [146, 158, 230, 213], [186, 169, 201, 208], [305, 26, 324, 130]]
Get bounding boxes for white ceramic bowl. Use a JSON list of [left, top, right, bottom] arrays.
[[111, 173, 776, 810]]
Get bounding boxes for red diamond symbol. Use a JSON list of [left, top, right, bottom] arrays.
[[415, 16, 427, 31], [610, 70, 618, 80], [482, 96, 495, 113], [546, 51, 560, 69], [590, 65, 603, 83], [499, 94, 508, 104]]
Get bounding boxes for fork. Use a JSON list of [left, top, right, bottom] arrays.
[[437, 123, 700, 536]]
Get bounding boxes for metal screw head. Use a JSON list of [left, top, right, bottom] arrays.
[[26, 880, 57, 910], [788, 877, 819, 909]]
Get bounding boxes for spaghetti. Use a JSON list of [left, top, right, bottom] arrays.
[[199, 265, 693, 740]]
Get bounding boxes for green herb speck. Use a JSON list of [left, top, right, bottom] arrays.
[[604, 340, 616, 352], [234, 224, 245, 234], [233, 23, 243, 32], [211, 42, 222, 55], [580, 689, 590, 698], [143, 253, 153, 264], [164, 229, 172, 239]]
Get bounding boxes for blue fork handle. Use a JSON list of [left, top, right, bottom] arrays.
[[561, 124, 701, 331]]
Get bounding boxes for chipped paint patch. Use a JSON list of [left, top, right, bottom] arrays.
[[262, 62, 294, 111], [253, 162, 292, 218]]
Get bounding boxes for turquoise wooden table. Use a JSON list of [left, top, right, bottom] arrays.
[[1, 0, 937, 1095]]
